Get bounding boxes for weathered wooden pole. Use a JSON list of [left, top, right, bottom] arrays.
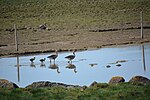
[[14, 24, 18, 51], [140, 11, 143, 39], [14, 24, 20, 81]]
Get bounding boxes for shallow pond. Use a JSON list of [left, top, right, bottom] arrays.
[[0, 44, 150, 87]]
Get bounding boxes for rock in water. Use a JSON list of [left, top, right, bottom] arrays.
[[109, 76, 125, 84], [0, 79, 19, 89]]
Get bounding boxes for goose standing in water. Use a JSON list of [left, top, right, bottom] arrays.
[[47, 50, 58, 63], [40, 58, 46, 63], [40, 58, 46, 67], [65, 50, 76, 63], [30, 57, 35, 62]]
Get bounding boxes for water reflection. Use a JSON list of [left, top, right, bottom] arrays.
[[30, 62, 36, 68], [48, 63, 60, 73], [16, 56, 20, 82], [40, 63, 46, 67], [1, 44, 150, 87], [66, 63, 77, 73], [141, 45, 146, 71]]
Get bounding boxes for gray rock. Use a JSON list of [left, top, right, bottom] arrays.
[[39, 24, 47, 30], [129, 76, 150, 84], [90, 81, 98, 87], [109, 76, 125, 84], [0, 79, 19, 89], [116, 64, 121, 67], [26, 81, 81, 89]]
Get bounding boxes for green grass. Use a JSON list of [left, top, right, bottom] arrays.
[[0, 82, 150, 100], [0, 0, 150, 31]]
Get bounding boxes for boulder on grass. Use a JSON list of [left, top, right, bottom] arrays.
[[90, 81, 98, 87], [26, 81, 81, 89], [109, 76, 125, 84], [129, 76, 150, 84], [0, 79, 19, 89]]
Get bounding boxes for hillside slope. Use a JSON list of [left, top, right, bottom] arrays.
[[0, 0, 150, 30]]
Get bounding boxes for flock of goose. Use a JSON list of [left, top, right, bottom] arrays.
[[30, 50, 76, 64], [29, 50, 77, 73]]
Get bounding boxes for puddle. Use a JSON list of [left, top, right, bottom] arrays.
[[0, 44, 150, 87]]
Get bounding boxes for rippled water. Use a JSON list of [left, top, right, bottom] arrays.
[[0, 44, 150, 87]]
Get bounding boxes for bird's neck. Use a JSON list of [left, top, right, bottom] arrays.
[[56, 52, 58, 55], [73, 52, 75, 56]]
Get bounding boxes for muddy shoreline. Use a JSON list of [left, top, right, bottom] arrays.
[[0, 28, 150, 57], [0, 40, 150, 58]]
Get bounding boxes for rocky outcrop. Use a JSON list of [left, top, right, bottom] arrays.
[[90, 81, 98, 87], [26, 81, 81, 89], [129, 76, 150, 84], [0, 79, 19, 89], [109, 76, 125, 84]]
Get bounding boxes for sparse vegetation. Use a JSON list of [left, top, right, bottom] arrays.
[[0, 0, 150, 30], [0, 82, 150, 100]]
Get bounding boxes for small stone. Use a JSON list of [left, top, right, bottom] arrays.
[[39, 23, 47, 30], [109, 76, 125, 84], [106, 65, 111, 68], [116, 64, 121, 67]]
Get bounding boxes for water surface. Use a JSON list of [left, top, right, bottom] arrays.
[[0, 44, 150, 87]]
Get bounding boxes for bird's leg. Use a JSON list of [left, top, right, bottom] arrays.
[[68, 61, 70, 63]]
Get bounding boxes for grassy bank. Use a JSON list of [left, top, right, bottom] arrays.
[[0, 82, 150, 100], [0, 0, 150, 30]]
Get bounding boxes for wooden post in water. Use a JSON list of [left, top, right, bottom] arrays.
[[14, 24, 18, 51], [141, 45, 146, 71], [140, 11, 143, 39]]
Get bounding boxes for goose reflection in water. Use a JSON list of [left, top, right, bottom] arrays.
[[30, 62, 36, 68], [66, 63, 77, 73], [40, 63, 46, 67], [49, 63, 60, 73]]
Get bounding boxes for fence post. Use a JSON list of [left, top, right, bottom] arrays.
[[140, 11, 143, 39], [14, 24, 18, 51]]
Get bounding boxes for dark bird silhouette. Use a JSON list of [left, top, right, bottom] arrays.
[[65, 50, 76, 63], [30, 57, 35, 62], [47, 50, 58, 63], [40, 58, 46, 63], [66, 63, 77, 73]]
